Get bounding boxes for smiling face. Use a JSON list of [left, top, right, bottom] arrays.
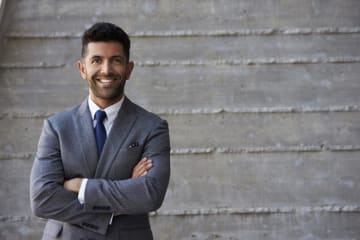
[[77, 41, 134, 109]]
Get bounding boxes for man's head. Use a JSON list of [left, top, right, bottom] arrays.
[[78, 22, 134, 109], [81, 22, 131, 61]]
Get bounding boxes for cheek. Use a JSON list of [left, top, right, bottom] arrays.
[[114, 66, 127, 73], [85, 68, 99, 79], [123, 67, 132, 79]]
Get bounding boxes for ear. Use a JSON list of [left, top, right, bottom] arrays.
[[77, 60, 87, 80], [125, 61, 134, 80]]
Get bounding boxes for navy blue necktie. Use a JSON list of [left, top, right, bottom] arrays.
[[94, 110, 107, 156]]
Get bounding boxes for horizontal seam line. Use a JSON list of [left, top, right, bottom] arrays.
[[5, 27, 360, 38]]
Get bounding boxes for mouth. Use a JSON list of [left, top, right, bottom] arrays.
[[93, 73, 121, 87], [97, 79, 115, 84], [95, 76, 120, 86]]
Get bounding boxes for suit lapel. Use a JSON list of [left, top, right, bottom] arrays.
[[94, 97, 137, 178], [75, 99, 99, 177]]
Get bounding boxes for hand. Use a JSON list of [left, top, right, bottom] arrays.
[[132, 157, 153, 178], [63, 177, 83, 193]]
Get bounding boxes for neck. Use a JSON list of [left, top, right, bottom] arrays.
[[90, 94, 124, 109]]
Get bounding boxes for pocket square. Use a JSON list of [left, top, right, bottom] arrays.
[[128, 142, 140, 149]]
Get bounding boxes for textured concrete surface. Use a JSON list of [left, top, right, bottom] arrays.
[[0, 0, 360, 239]]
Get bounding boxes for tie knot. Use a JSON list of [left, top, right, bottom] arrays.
[[95, 110, 107, 122]]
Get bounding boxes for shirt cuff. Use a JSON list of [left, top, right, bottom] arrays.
[[78, 178, 88, 204], [109, 213, 114, 225]]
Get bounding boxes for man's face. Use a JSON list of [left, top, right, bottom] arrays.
[[77, 41, 134, 108]]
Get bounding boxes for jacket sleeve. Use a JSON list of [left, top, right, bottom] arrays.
[[83, 119, 171, 215], [30, 119, 112, 235]]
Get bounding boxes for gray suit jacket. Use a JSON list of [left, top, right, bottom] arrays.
[[30, 97, 171, 239]]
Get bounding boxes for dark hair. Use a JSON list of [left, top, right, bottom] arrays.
[[81, 22, 131, 61]]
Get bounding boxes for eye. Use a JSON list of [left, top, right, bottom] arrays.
[[113, 57, 125, 65], [91, 57, 102, 64]]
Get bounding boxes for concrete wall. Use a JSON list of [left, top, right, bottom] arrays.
[[0, 0, 360, 239]]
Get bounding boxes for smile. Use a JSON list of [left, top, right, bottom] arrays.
[[97, 79, 114, 83]]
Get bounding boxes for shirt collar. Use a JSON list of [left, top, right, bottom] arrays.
[[88, 96, 125, 121]]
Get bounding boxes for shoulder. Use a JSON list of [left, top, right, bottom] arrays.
[[47, 102, 84, 126], [135, 103, 162, 122], [126, 98, 167, 128], [126, 97, 161, 120]]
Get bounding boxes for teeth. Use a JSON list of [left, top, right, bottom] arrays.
[[99, 79, 113, 83]]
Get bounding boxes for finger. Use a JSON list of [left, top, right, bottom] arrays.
[[138, 163, 152, 177], [141, 171, 148, 177], [134, 164, 146, 175], [133, 165, 146, 178], [144, 161, 153, 170], [134, 158, 147, 171], [137, 161, 149, 172], [133, 169, 145, 178], [132, 158, 151, 178]]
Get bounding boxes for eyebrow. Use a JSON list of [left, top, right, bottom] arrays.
[[89, 55, 126, 60]]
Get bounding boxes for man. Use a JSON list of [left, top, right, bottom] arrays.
[[30, 22, 171, 239]]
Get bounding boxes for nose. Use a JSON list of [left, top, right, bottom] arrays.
[[100, 60, 112, 75]]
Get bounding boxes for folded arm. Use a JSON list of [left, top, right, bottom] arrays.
[[81, 119, 171, 215], [64, 157, 153, 192], [30, 119, 111, 234]]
